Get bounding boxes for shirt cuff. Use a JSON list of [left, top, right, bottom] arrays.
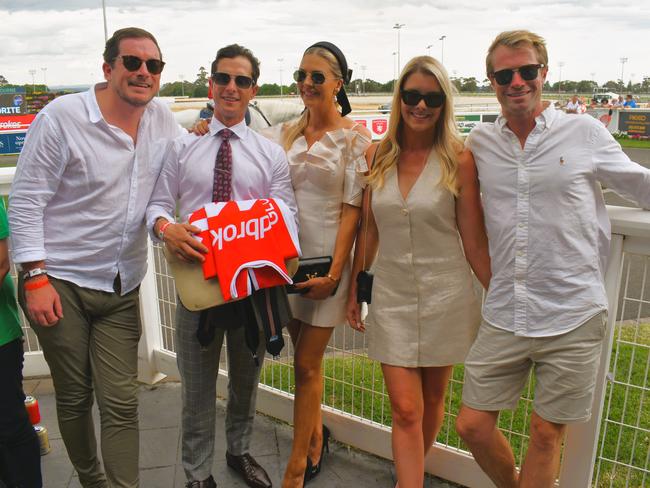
[[11, 248, 46, 265]]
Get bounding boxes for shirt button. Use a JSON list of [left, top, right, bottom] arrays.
[[401, 208, 409, 215], [518, 223, 525, 228], [517, 250, 524, 257]]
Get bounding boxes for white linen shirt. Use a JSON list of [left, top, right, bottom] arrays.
[[146, 117, 298, 234], [467, 104, 650, 337], [9, 84, 184, 294]]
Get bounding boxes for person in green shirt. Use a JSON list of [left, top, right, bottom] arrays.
[[0, 199, 42, 487]]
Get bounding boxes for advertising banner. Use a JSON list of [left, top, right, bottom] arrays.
[[0, 132, 27, 155], [0, 114, 36, 132], [618, 110, 650, 137], [0, 92, 26, 115], [353, 112, 500, 140]]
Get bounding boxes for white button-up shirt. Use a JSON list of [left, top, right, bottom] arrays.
[[467, 104, 650, 337], [9, 84, 184, 294], [146, 117, 298, 233]]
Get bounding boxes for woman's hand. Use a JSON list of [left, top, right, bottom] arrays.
[[292, 276, 338, 300], [346, 295, 365, 332]]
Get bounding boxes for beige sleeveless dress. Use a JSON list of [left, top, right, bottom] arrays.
[[367, 150, 481, 367]]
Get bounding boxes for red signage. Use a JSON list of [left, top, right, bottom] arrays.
[[353, 119, 367, 127], [0, 114, 36, 132], [372, 119, 388, 135]]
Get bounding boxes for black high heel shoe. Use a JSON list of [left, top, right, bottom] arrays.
[[303, 425, 330, 485]]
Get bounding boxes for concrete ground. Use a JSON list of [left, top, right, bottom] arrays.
[[23, 378, 461, 488]]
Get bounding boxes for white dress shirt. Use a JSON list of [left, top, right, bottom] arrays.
[[146, 117, 298, 235], [467, 104, 650, 337], [9, 84, 184, 294]]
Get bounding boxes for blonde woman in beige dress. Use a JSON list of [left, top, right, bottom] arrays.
[[346, 56, 491, 488], [263, 42, 371, 488]]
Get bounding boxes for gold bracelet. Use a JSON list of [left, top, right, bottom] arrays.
[[326, 273, 340, 283]]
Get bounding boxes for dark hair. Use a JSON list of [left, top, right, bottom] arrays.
[[103, 27, 162, 65], [211, 44, 260, 84]]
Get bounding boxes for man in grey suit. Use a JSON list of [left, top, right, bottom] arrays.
[[146, 44, 297, 488]]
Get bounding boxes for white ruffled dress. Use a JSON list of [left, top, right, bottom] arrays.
[[262, 123, 370, 327]]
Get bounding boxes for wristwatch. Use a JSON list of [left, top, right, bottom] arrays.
[[23, 267, 48, 281]]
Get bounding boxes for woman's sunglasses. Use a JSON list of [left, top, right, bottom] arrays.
[[118, 55, 165, 75], [293, 69, 327, 84], [211, 72, 254, 89], [491, 64, 545, 86], [400, 90, 446, 108]]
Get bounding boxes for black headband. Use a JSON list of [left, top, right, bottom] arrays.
[[306, 41, 352, 116]]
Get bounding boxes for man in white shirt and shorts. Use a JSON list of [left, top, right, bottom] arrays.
[[456, 30, 650, 488], [9, 28, 184, 487]]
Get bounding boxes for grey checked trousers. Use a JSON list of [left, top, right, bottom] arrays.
[[175, 301, 266, 482]]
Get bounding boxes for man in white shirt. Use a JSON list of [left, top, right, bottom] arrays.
[[565, 94, 580, 113], [456, 30, 650, 488], [146, 44, 296, 488], [9, 28, 184, 488]]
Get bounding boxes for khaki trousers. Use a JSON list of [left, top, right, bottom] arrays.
[[19, 276, 141, 488]]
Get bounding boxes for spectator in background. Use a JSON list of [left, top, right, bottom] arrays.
[[0, 198, 42, 488], [565, 94, 580, 113], [624, 94, 637, 108], [613, 95, 625, 108]]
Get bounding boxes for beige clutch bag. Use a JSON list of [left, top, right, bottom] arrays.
[[163, 246, 299, 311]]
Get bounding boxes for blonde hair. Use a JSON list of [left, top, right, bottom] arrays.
[[282, 47, 343, 151], [486, 30, 548, 76], [369, 56, 462, 195]]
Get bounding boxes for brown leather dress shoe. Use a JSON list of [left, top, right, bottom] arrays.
[[185, 475, 217, 488], [225, 452, 272, 488]]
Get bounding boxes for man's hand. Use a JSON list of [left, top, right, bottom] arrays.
[[190, 119, 210, 136], [25, 280, 63, 327], [163, 223, 209, 263], [292, 276, 338, 300]]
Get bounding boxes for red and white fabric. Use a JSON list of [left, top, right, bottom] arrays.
[[189, 198, 300, 301]]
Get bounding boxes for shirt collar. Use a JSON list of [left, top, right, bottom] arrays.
[[495, 101, 557, 133], [208, 116, 248, 140], [86, 83, 105, 124], [84, 82, 155, 126]]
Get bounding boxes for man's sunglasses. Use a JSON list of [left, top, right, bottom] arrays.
[[293, 69, 327, 84], [118, 55, 165, 75], [211, 72, 254, 89], [400, 90, 446, 108], [491, 64, 545, 86]]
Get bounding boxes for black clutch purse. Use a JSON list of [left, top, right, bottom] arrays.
[[287, 256, 337, 295]]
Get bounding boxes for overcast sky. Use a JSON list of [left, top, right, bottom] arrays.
[[1, 0, 648, 89]]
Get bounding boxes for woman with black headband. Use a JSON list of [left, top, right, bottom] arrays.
[[263, 41, 371, 487], [346, 56, 490, 487]]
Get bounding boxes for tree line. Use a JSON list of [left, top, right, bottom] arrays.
[[2, 71, 649, 98]]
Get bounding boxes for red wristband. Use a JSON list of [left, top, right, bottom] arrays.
[[159, 221, 172, 240], [24, 277, 50, 291]]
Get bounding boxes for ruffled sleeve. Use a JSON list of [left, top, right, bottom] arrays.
[[343, 128, 371, 207]]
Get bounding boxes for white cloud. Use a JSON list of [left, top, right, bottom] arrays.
[[1, 0, 648, 87]]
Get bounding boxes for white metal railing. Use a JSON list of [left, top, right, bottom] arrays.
[[5, 161, 648, 486]]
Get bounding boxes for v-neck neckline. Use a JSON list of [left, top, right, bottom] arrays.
[[396, 149, 432, 203]]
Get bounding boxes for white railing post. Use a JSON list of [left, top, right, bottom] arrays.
[[137, 238, 166, 384], [558, 233, 625, 487]]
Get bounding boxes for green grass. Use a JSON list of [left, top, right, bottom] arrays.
[[261, 322, 650, 486], [616, 138, 650, 149]]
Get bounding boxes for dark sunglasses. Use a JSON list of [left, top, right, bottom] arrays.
[[293, 69, 327, 84], [118, 55, 165, 75], [491, 64, 545, 86], [211, 72, 254, 89], [400, 89, 446, 108]]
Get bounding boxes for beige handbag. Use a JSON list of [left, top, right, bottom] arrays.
[[164, 246, 299, 311]]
